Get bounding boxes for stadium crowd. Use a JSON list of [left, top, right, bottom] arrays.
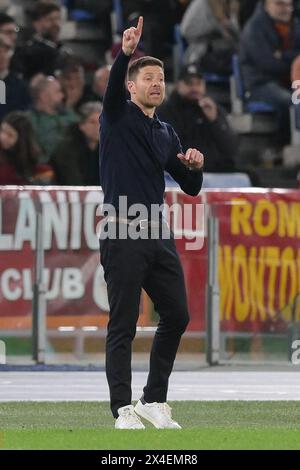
[[0, 0, 299, 187]]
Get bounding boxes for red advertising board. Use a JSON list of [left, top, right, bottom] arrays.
[[0, 187, 299, 333], [206, 189, 300, 333]]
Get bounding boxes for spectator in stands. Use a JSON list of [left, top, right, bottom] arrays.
[[51, 102, 101, 186], [180, 0, 239, 75], [17, 1, 72, 80], [89, 65, 111, 103], [56, 56, 91, 111], [27, 74, 78, 162], [0, 13, 19, 48], [0, 36, 31, 122], [158, 64, 237, 172], [0, 111, 54, 184], [0, 12, 25, 76], [239, 0, 300, 143]]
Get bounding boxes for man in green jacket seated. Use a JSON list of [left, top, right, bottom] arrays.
[[27, 74, 78, 162]]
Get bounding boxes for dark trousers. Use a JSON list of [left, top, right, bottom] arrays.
[[99, 234, 190, 418]]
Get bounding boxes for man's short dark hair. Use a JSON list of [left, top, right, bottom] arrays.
[[128, 56, 164, 81], [29, 1, 60, 22], [0, 13, 16, 27], [56, 56, 84, 77]]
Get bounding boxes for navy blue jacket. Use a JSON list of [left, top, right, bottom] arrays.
[[99, 51, 203, 213], [0, 73, 31, 122], [239, 3, 300, 92]]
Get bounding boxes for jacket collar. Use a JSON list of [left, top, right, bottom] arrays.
[[128, 100, 163, 127]]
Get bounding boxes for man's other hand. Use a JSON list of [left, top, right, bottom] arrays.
[[177, 149, 204, 170]]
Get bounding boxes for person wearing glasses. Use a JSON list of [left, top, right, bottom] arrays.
[[0, 36, 31, 121], [0, 13, 19, 49], [17, 1, 72, 80], [0, 13, 23, 76], [239, 0, 300, 146]]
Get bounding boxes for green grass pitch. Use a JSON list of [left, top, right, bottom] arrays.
[[1, 401, 300, 450]]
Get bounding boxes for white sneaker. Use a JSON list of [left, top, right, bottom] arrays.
[[115, 405, 145, 429], [135, 400, 182, 429]]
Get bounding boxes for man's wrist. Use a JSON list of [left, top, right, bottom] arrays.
[[122, 48, 133, 56], [188, 166, 203, 172]]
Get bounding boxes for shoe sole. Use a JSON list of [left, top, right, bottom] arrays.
[[115, 426, 145, 430]]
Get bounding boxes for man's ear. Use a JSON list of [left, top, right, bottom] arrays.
[[127, 80, 136, 95]]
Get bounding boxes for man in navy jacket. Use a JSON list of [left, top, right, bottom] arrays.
[[99, 17, 204, 429], [0, 36, 31, 122], [239, 0, 300, 142]]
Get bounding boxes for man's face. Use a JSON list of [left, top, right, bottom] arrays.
[[0, 122, 18, 150], [60, 69, 84, 92], [265, 0, 293, 22], [177, 76, 206, 102], [44, 79, 64, 109], [35, 11, 61, 41], [93, 67, 110, 98], [128, 66, 165, 109], [79, 111, 100, 143], [0, 22, 19, 48]]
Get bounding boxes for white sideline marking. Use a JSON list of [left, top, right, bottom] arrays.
[[0, 371, 300, 402]]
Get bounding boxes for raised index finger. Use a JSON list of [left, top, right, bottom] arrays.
[[136, 16, 143, 34]]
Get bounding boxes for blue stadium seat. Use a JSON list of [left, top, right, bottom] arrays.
[[61, 0, 96, 21], [112, 0, 124, 34], [232, 55, 275, 114], [289, 104, 300, 147], [69, 9, 96, 21], [165, 172, 252, 189], [172, 24, 187, 80], [295, 104, 300, 130], [165, 173, 180, 188], [203, 73, 229, 85], [173, 24, 187, 67], [202, 172, 252, 188]]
